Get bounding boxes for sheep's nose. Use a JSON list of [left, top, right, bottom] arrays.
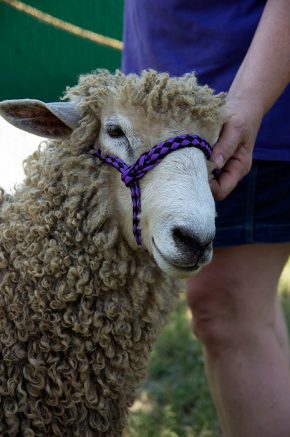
[[172, 226, 213, 261]]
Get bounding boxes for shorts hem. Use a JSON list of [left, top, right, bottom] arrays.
[[213, 224, 290, 247]]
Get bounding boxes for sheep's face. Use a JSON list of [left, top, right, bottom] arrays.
[[0, 70, 225, 278], [98, 105, 220, 278]]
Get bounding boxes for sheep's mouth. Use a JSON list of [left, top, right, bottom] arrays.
[[152, 238, 200, 272]]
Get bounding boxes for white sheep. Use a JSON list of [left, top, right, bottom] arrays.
[[0, 69, 224, 436]]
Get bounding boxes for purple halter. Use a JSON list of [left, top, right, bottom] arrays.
[[94, 134, 214, 246]]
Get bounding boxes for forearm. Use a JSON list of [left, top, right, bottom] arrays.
[[228, 0, 290, 115]]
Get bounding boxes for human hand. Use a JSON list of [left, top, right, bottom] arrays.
[[210, 97, 264, 200]]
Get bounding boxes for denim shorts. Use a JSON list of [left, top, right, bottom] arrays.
[[214, 160, 290, 247]]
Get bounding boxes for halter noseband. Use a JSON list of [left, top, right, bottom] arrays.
[[94, 134, 215, 246]]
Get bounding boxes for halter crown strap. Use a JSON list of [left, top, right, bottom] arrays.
[[94, 134, 214, 246]]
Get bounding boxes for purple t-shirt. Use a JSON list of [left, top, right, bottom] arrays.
[[122, 0, 290, 161]]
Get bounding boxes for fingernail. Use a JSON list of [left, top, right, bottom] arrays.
[[214, 154, 225, 169]]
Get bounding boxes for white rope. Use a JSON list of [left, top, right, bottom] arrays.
[[1, 0, 123, 51]]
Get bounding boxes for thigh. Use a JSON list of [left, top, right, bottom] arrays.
[[187, 243, 290, 325]]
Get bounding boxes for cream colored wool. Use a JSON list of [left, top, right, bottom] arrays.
[[0, 70, 224, 436]]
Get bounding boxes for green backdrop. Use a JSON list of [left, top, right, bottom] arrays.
[[0, 0, 124, 101]]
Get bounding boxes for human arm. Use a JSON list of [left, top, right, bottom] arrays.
[[210, 0, 290, 200]]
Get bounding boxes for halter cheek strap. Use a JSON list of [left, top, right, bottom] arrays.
[[94, 134, 216, 247]]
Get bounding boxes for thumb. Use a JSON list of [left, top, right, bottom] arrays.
[[211, 121, 243, 169]]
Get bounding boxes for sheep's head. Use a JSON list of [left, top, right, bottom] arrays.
[[0, 70, 225, 278]]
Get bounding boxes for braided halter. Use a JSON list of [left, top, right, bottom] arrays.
[[94, 134, 214, 246]]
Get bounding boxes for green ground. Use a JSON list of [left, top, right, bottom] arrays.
[[124, 258, 290, 437]]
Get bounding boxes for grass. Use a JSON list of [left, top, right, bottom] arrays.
[[124, 258, 290, 437]]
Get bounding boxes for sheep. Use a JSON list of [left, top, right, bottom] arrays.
[[0, 69, 225, 436]]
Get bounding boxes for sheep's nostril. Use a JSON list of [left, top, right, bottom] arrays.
[[172, 227, 212, 257], [172, 227, 201, 253]]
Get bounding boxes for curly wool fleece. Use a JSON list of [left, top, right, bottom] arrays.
[[0, 70, 224, 436]]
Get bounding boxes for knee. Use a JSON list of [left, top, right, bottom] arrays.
[[187, 272, 247, 350]]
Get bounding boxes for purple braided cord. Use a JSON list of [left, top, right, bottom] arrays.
[[94, 134, 215, 246]]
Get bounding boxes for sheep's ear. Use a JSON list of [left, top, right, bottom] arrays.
[[0, 99, 80, 139]]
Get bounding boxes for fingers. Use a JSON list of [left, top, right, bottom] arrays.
[[209, 113, 255, 199], [211, 119, 245, 170], [210, 162, 240, 200], [208, 95, 263, 199], [210, 155, 251, 200]]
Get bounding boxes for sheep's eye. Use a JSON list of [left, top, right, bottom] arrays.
[[106, 125, 125, 138]]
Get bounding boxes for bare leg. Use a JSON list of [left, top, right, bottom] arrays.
[[187, 243, 290, 437], [274, 297, 290, 362]]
